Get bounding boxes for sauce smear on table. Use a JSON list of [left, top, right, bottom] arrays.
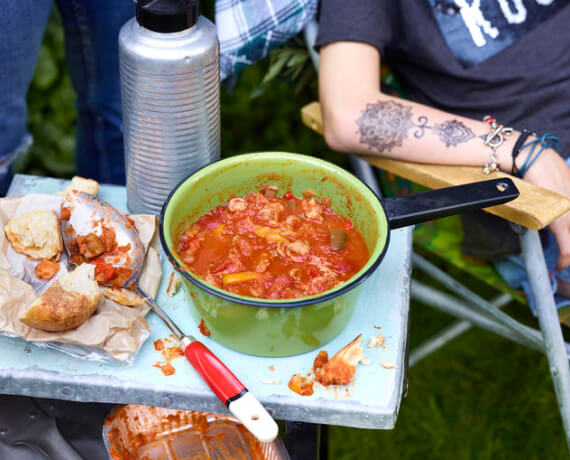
[[152, 336, 184, 376]]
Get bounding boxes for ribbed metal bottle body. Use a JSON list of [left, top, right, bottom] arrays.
[[119, 16, 220, 215]]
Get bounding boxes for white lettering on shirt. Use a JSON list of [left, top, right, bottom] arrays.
[[498, 0, 527, 23], [535, 0, 555, 5], [454, 0, 500, 47]]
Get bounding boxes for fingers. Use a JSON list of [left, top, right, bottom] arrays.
[[550, 212, 570, 271], [557, 244, 570, 271]]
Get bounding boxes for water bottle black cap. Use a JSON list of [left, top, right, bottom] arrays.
[[136, 0, 199, 33]]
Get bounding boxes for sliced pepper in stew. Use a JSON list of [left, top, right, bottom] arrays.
[[176, 189, 369, 299]]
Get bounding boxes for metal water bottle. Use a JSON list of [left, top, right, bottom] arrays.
[[119, 0, 220, 215]]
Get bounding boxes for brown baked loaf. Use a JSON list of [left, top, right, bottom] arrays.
[[19, 264, 102, 332], [4, 209, 62, 261]]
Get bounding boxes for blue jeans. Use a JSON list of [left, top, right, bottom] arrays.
[[0, 0, 134, 195]]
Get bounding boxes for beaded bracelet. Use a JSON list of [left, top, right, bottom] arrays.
[[515, 133, 559, 178], [482, 115, 513, 174]]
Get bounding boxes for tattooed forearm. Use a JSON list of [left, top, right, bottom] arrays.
[[355, 100, 475, 153]]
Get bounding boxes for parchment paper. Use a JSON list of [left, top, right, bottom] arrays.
[[0, 193, 162, 362]]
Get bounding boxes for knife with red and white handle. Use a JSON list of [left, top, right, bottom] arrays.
[[181, 337, 278, 442], [139, 288, 279, 443]]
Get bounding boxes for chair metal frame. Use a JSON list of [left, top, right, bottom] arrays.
[[302, 20, 570, 450]]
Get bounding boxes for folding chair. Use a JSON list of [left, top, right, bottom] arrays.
[[301, 20, 570, 450]]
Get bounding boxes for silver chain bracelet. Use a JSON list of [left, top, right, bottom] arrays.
[[482, 115, 513, 174]]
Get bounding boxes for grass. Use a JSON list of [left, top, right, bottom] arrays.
[[25, 11, 569, 460], [330, 300, 567, 459]]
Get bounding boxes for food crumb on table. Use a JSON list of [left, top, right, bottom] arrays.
[[288, 373, 314, 396], [368, 333, 385, 348], [380, 359, 397, 369], [152, 337, 184, 376], [166, 272, 180, 296]]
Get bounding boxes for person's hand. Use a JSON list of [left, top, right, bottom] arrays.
[[549, 211, 570, 270], [523, 148, 570, 270]]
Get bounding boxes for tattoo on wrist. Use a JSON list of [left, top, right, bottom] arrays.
[[355, 100, 475, 153]]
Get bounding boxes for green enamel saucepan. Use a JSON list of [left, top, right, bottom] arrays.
[[159, 152, 518, 357]]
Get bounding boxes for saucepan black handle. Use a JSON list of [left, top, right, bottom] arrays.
[[384, 178, 519, 229]]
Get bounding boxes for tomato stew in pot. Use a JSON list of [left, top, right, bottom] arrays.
[[175, 186, 369, 299]]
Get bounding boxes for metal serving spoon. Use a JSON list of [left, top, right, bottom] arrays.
[[60, 191, 278, 443]]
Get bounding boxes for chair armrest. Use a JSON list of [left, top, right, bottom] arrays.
[[301, 102, 570, 230]]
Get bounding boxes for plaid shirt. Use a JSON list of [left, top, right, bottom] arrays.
[[215, 0, 318, 80]]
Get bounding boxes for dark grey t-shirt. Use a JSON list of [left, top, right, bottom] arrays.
[[316, 0, 570, 259], [316, 0, 570, 160]]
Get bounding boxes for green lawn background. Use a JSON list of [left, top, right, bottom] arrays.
[[21, 10, 568, 460]]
